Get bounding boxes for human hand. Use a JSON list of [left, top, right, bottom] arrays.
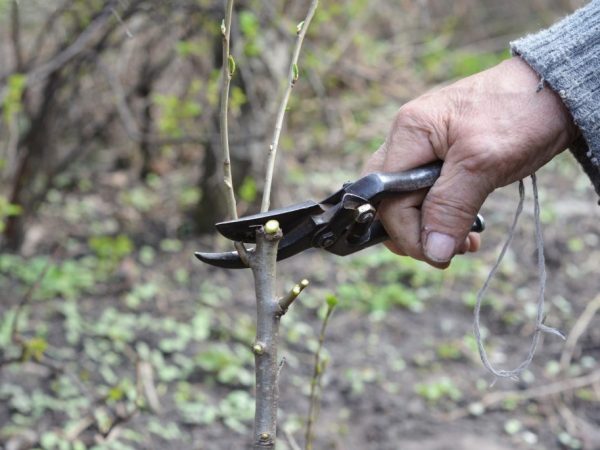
[[364, 57, 579, 268]]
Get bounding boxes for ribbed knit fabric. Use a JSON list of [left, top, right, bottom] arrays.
[[511, 1, 600, 197]]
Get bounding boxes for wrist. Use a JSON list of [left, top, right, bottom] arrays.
[[505, 57, 580, 148]]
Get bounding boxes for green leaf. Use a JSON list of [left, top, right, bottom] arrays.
[[239, 11, 259, 39], [239, 176, 257, 202], [228, 55, 236, 76], [3, 73, 27, 124], [107, 385, 124, 402], [23, 337, 48, 362]]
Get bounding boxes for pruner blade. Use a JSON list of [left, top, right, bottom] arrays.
[[195, 200, 327, 269]]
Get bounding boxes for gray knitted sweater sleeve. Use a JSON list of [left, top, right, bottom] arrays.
[[511, 1, 600, 196]]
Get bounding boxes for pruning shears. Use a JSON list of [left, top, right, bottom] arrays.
[[195, 161, 485, 269]]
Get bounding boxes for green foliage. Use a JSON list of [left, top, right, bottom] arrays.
[[2, 73, 27, 124], [153, 93, 202, 138], [239, 11, 260, 56], [120, 185, 160, 213], [125, 282, 158, 308], [435, 341, 463, 361], [0, 195, 22, 232], [89, 234, 133, 276], [239, 176, 257, 202], [419, 37, 508, 80], [22, 337, 48, 362], [337, 282, 424, 314], [415, 377, 462, 404], [178, 186, 202, 208], [175, 39, 210, 58], [344, 367, 378, 395], [219, 390, 255, 433], [196, 344, 253, 386], [174, 386, 253, 433], [0, 255, 96, 300]]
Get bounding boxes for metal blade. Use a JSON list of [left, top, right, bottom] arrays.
[[194, 251, 248, 269], [216, 200, 324, 243], [195, 218, 319, 269]]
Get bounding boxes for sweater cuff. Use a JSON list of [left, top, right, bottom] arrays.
[[510, 1, 600, 197]]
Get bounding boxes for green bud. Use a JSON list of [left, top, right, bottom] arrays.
[[264, 220, 280, 235], [220, 19, 226, 36], [228, 55, 236, 76], [326, 294, 338, 309], [296, 21, 304, 34], [292, 63, 299, 82], [252, 343, 265, 355]]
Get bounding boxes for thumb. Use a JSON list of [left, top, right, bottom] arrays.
[[420, 161, 491, 264]]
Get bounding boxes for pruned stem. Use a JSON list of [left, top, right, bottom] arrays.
[[250, 223, 283, 449], [260, 0, 319, 212]]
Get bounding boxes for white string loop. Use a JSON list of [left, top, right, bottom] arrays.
[[473, 174, 565, 383]]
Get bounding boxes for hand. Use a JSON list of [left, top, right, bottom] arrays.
[[364, 57, 579, 268]]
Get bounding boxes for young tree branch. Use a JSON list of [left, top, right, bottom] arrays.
[[219, 0, 249, 264], [219, 0, 238, 220], [260, 0, 319, 212], [305, 296, 336, 450]]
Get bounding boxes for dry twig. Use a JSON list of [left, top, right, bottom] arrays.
[[444, 370, 600, 422], [559, 294, 600, 372]]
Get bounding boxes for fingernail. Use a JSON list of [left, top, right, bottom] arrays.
[[425, 232, 456, 262]]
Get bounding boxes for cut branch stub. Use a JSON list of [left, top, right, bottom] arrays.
[[250, 224, 283, 449]]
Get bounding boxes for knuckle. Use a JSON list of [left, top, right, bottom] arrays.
[[391, 102, 423, 132]]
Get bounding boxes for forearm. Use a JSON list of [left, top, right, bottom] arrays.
[[511, 0, 600, 195]]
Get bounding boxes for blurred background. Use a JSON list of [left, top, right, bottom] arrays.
[[1, 0, 599, 449]]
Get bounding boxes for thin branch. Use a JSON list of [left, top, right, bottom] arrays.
[[219, 0, 238, 220], [260, 0, 319, 212], [278, 279, 309, 316], [559, 294, 600, 373], [10, 0, 24, 71], [0, 0, 118, 105], [219, 0, 249, 265], [284, 429, 302, 450], [305, 298, 336, 450], [444, 370, 600, 422]]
